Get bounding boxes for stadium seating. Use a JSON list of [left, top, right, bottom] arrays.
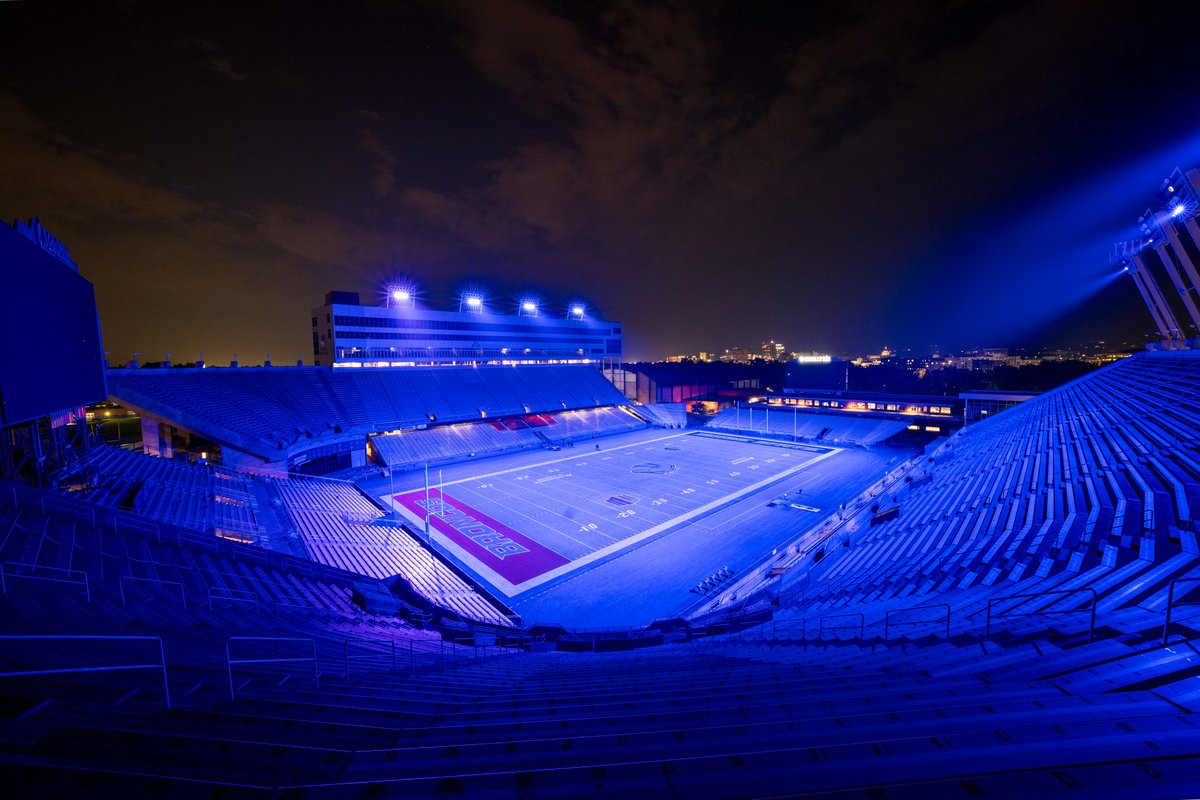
[[707, 406, 910, 445], [727, 351, 1200, 642], [270, 477, 510, 625], [51, 444, 262, 543], [535, 405, 646, 442], [106, 365, 631, 456], [370, 421, 543, 469], [4, 352, 1200, 796], [369, 406, 647, 470], [631, 402, 688, 427], [0, 484, 1197, 799]]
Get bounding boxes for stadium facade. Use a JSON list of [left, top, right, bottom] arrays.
[[312, 289, 622, 367]]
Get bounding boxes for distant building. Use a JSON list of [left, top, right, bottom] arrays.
[[610, 361, 771, 405], [759, 340, 787, 361], [312, 291, 621, 368], [756, 389, 964, 435], [720, 346, 749, 363]]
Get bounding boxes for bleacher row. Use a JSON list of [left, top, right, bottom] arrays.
[[631, 402, 688, 428], [1, 489, 1198, 798], [3, 354, 1200, 796], [0, 490, 401, 623], [107, 364, 630, 451], [535, 406, 646, 442], [370, 406, 647, 470], [756, 351, 1200, 629], [54, 445, 262, 543], [270, 478, 510, 625], [706, 406, 910, 445]]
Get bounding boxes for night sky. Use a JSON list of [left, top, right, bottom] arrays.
[[4, 1, 1200, 363]]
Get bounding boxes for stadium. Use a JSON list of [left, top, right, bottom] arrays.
[[4, 155, 1200, 797]]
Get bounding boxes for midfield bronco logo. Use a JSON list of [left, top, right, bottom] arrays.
[[631, 462, 677, 475]]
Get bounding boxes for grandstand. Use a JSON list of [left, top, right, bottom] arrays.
[[707, 404, 912, 445], [368, 405, 647, 471], [631, 402, 688, 428], [1, 353, 1199, 793], [751, 349, 1200, 613], [107, 364, 630, 475], [52, 444, 262, 543], [5, 218, 1200, 794], [269, 476, 510, 625], [5, 350, 1200, 800]]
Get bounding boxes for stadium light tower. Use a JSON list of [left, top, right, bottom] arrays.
[[460, 292, 484, 313], [386, 282, 416, 309], [1112, 240, 1182, 344], [518, 297, 539, 318], [1139, 205, 1200, 334]]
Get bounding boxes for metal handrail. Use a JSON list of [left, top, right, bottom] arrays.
[[1162, 576, 1200, 645], [986, 588, 1097, 643], [208, 586, 259, 612], [40, 496, 95, 525], [885, 604, 951, 641], [1, 561, 91, 602], [818, 612, 864, 641], [344, 639, 398, 679], [452, 636, 477, 655], [409, 637, 446, 673], [0, 634, 170, 708], [226, 637, 318, 699], [120, 576, 186, 608], [113, 514, 164, 544]]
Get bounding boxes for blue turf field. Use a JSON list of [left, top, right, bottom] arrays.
[[374, 428, 909, 626]]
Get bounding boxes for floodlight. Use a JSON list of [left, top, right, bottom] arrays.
[[460, 292, 485, 312], [385, 282, 416, 308], [570, 304, 585, 318], [1172, 203, 1186, 218], [522, 301, 537, 312]]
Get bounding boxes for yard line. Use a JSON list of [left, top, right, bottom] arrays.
[[476, 480, 627, 547], [507, 447, 841, 595], [434, 432, 691, 487]]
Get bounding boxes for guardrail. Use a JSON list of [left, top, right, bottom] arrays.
[[1, 562, 91, 602], [114, 513, 168, 545], [1162, 576, 1200, 645], [986, 588, 1097, 644], [690, 448, 929, 622], [818, 612, 864, 642], [344, 639, 399, 680], [885, 604, 950, 642], [120, 575, 186, 608], [1, 480, 513, 636], [0, 634, 170, 708], [208, 586, 259, 612], [409, 637, 451, 672], [226, 637, 318, 699], [40, 496, 95, 526]]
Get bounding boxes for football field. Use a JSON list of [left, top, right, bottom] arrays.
[[388, 431, 840, 596]]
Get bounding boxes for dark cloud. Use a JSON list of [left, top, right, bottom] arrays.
[[189, 37, 247, 81], [2, 0, 1199, 362]]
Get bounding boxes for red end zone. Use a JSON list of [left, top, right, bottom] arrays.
[[392, 488, 569, 585]]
